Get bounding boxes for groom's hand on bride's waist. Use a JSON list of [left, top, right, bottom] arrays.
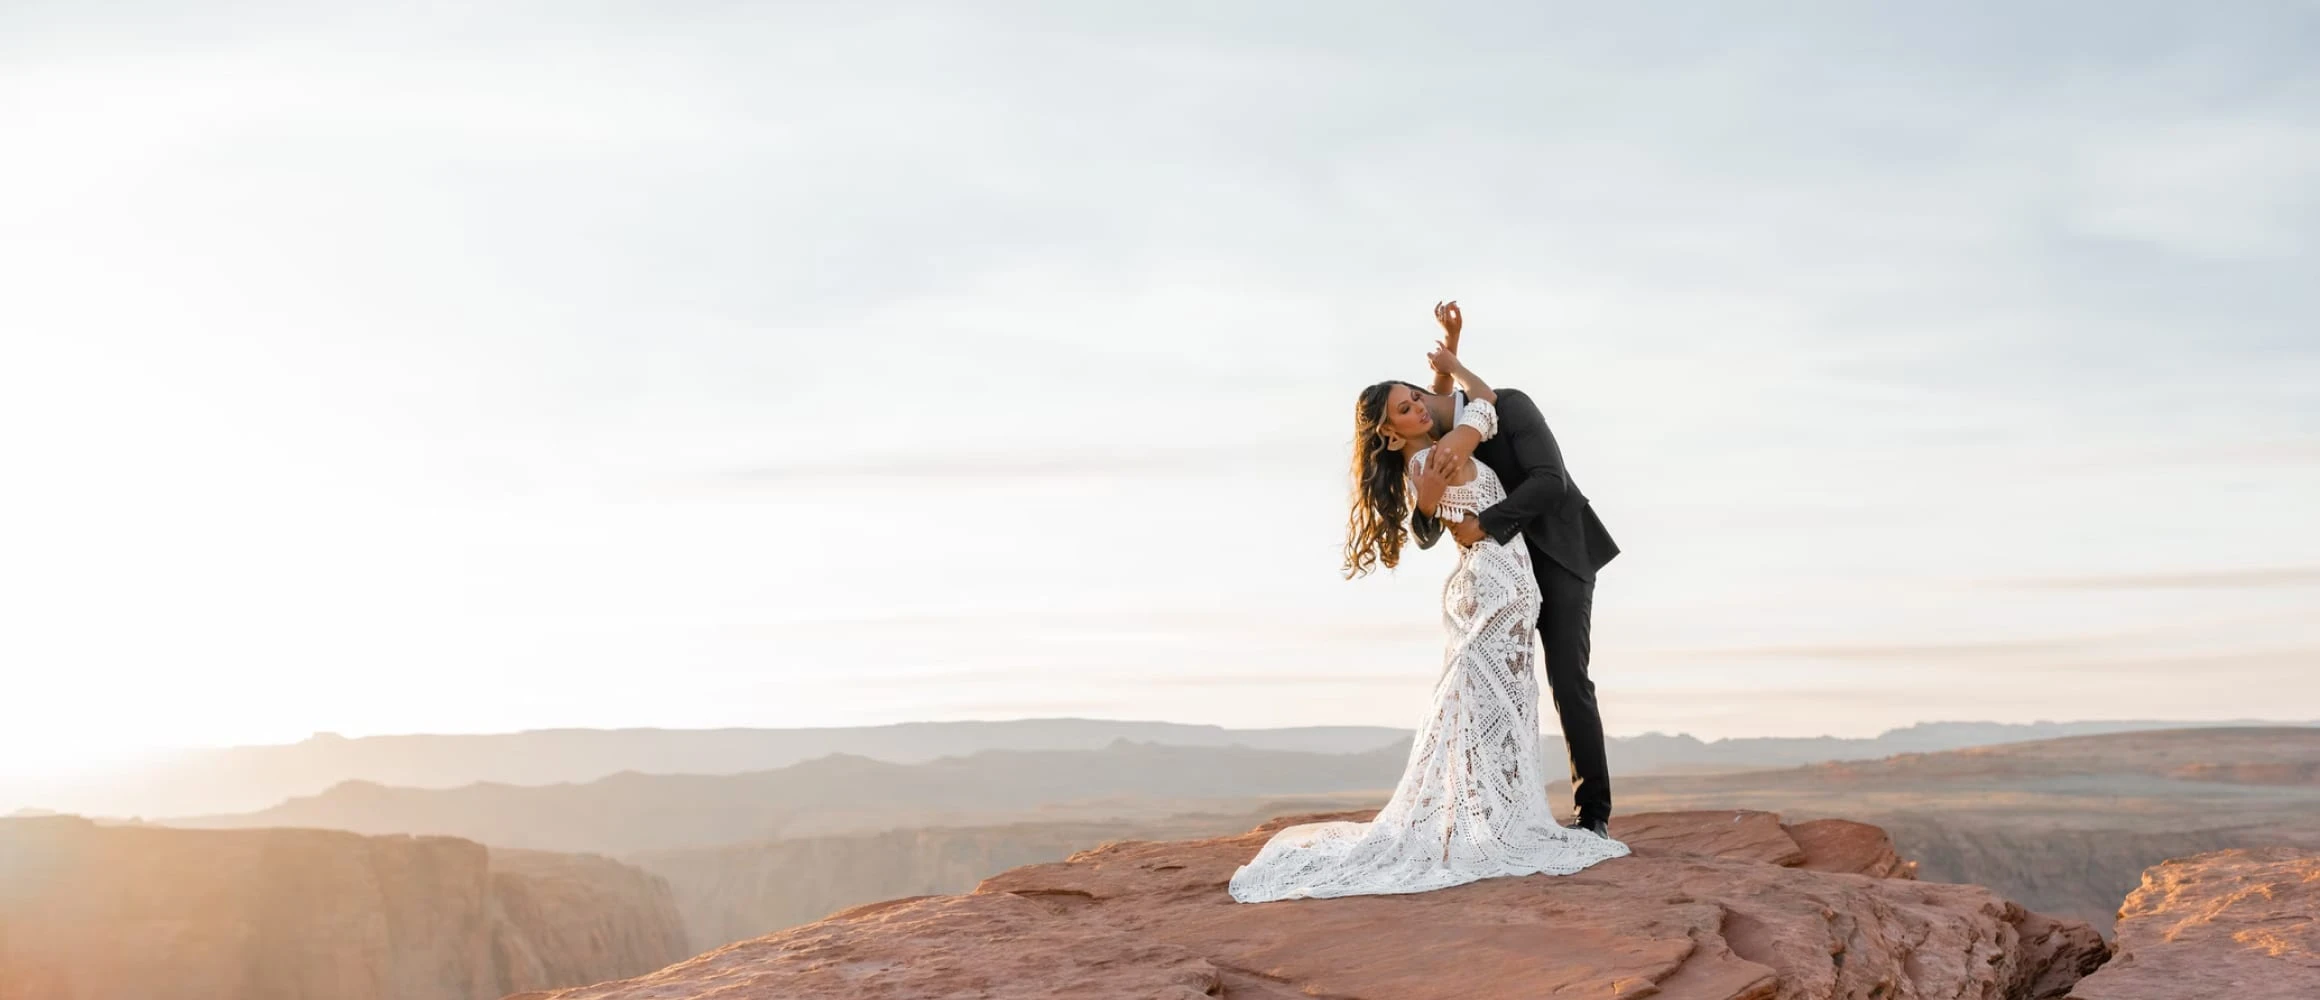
[[1448, 517, 1487, 547]]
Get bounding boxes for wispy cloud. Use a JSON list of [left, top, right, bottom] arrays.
[[1678, 637, 2101, 661], [711, 449, 1232, 485], [2015, 568, 2320, 590]]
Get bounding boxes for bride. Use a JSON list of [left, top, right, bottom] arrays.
[[1227, 337, 1631, 903]]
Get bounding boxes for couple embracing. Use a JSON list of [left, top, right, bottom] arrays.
[[1229, 302, 1629, 903]]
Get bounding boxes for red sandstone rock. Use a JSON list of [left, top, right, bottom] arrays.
[[1786, 818, 1919, 879], [1610, 809, 1807, 866], [0, 816, 689, 1000], [517, 810, 2105, 1000], [2069, 846, 2320, 999], [1600, 810, 1918, 880]]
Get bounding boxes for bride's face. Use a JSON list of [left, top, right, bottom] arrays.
[[1379, 384, 1434, 447]]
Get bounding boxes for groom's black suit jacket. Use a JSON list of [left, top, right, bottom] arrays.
[[1414, 388, 1619, 584]]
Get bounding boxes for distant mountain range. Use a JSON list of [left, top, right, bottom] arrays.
[[163, 721, 2320, 859], [9, 716, 2310, 819], [1, 720, 1404, 818], [166, 741, 1412, 854], [1602, 718, 2320, 772]]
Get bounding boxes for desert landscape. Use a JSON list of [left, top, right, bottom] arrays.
[[8, 3, 2315, 997], [7, 720, 2319, 998], [129, 723, 2320, 938]]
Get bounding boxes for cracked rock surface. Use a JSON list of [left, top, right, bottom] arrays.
[[2068, 846, 2320, 1000], [510, 809, 2107, 1000]]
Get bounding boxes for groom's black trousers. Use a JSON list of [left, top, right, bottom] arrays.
[[1536, 557, 1612, 826]]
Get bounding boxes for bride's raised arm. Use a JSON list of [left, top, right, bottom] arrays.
[[1429, 343, 1496, 407], [1428, 300, 1463, 396]]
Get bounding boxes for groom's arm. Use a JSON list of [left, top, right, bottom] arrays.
[[1474, 389, 1574, 546]]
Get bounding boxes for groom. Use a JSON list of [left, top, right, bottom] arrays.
[[1412, 303, 1621, 838]]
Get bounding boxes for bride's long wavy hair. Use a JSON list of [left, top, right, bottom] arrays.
[[1345, 380, 1431, 578]]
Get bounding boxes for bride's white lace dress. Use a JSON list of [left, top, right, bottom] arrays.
[[1228, 398, 1630, 902]]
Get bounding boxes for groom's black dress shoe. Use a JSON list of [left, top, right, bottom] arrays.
[[1566, 818, 1610, 838]]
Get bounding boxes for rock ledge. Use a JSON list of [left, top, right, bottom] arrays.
[[2069, 846, 2320, 999], [515, 809, 2104, 1000]]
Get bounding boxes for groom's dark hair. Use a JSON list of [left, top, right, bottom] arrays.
[[1345, 380, 1429, 578]]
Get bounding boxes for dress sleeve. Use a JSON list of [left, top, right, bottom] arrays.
[[1457, 397, 1499, 441]]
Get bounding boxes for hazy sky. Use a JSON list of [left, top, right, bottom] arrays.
[[3, 2, 2316, 776]]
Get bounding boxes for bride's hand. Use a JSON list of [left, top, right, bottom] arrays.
[[1426, 339, 1461, 377], [1434, 300, 1461, 337], [1413, 462, 1448, 517], [1423, 429, 1473, 482]]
